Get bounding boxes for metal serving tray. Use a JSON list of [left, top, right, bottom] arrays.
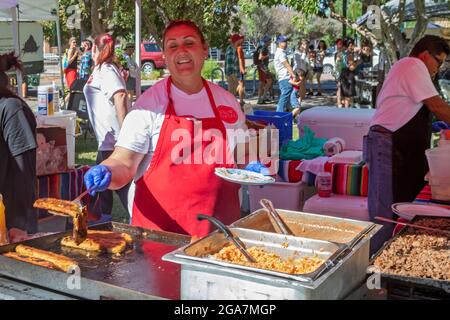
[[231, 209, 376, 246], [164, 211, 382, 300], [0, 222, 190, 300], [166, 228, 346, 283], [369, 216, 450, 295]]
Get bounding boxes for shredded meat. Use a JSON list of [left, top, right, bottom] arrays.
[[374, 218, 450, 280], [212, 244, 324, 275]]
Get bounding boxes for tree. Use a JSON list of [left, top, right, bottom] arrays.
[[258, 0, 447, 65]]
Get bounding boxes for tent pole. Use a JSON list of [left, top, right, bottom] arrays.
[[11, 6, 23, 98], [56, 11, 66, 108], [135, 0, 141, 99]]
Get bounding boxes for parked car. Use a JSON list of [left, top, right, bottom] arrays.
[[141, 42, 166, 75]]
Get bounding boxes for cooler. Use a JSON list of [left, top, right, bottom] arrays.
[[303, 194, 370, 221], [36, 110, 77, 168], [298, 107, 375, 151], [247, 180, 316, 212]]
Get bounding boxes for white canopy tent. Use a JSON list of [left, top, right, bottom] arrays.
[[0, 0, 60, 98]]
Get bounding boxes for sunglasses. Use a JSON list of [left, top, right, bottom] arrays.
[[430, 53, 444, 68]]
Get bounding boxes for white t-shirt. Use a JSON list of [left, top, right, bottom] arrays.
[[293, 50, 310, 73], [274, 47, 290, 81], [84, 63, 127, 150], [116, 77, 247, 183], [371, 57, 439, 132]]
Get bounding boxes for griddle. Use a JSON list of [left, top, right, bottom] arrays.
[[0, 222, 190, 300], [370, 216, 450, 297]]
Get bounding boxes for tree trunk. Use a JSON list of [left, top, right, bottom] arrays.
[[91, 0, 106, 35]]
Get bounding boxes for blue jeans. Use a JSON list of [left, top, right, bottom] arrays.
[[276, 79, 293, 112], [290, 88, 300, 109]]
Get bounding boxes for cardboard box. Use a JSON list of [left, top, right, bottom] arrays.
[[36, 125, 68, 176]]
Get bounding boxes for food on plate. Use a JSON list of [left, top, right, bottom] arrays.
[[3, 252, 57, 270], [212, 244, 324, 275], [8, 245, 78, 272], [61, 230, 132, 254], [33, 198, 81, 217], [374, 218, 450, 280]]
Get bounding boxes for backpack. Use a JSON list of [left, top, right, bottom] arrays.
[[253, 46, 261, 66]]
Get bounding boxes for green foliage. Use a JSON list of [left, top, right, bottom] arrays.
[[201, 59, 222, 80], [114, 47, 128, 69], [141, 70, 164, 81]]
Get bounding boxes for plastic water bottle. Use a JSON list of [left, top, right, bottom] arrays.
[[52, 82, 60, 113]]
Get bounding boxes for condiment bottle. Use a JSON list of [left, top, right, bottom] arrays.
[[0, 194, 7, 245]]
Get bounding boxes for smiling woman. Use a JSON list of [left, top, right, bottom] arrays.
[[83, 20, 248, 237]]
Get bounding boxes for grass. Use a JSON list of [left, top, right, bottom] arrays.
[[75, 135, 129, 223]]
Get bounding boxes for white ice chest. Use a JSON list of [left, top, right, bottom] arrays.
[[298, 106, 376, 151], [303, 194, 370, 221]]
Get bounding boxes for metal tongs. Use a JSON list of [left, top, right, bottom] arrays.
[[259, 199, 294, 236], [375, 216, 450, 236], [197, 214, 256, 263]]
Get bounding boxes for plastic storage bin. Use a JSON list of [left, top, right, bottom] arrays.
[[298, 107, 375, 151], [246, 110, 293, 146], [425, 146, 450, 177], [303, 194, 370, 221], [247, 179, 316, 212], [36, 110, 77, 168]]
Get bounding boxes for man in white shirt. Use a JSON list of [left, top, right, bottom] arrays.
[[274, 35, 296, 113], [367, 35, 450, 251]]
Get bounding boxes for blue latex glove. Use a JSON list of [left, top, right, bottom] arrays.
[[245, 161, 270, 176], [84, 165, 112, 196], [432, 121, 450, 133]]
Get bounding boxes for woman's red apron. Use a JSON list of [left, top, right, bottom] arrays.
[[132, 77, 241, 237]]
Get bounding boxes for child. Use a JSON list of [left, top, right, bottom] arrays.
[[289, 70, 305, 118], [339, 60, 357, 108]]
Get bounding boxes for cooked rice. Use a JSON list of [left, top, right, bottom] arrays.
[[212, 244, 324, 274]]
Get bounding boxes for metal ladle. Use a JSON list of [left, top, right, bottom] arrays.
[[197, 214, 256, 263], [259, 199, 294, 236]]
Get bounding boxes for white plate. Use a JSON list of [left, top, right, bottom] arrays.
[[214, 168, 275, 186], [391, 202, 450, 220]]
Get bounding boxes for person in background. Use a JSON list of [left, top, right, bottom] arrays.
[[83, 33, 130, 218], [64, 37, 80, 89], [339, 59, 357, 108], [306, 49, 317, 96], [275, 35, 297, 114], [83, 20, 248, 237], [79, 39, 93, 81], [367, 35, 450, 252], [289, 70, 305, 118], [225, 34, 240, 98], [293, 39, 310, 105], [360, 43, 373, 67], [334, 38, 346, 107], [235, 34, 246, 107], [123, 43, 139, 100], [315, 40, 327, 96], [0, 52, 37, 242], [256, 35, 273, 104]]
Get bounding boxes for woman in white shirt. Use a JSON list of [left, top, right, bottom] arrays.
[[83, 33, 130, 217]]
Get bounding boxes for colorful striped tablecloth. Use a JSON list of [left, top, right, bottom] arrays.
[[37, 165, 90, 219]]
